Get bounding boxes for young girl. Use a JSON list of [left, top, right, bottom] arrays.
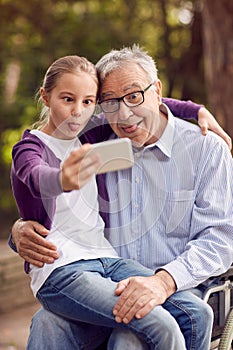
[[11, 55, 219, 349]]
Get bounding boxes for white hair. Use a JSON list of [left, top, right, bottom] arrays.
[[96, 44, 158, 84]]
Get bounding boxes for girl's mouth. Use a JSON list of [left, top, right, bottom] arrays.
[[68, 122, 81, 132]]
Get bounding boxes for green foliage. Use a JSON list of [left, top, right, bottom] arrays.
[[0, 0, 205, 235], [2, 127, 26, 165]]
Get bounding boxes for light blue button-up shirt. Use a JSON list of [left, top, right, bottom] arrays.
[[105, 105, 233, 291]]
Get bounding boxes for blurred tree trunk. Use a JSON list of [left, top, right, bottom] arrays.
[[180, 5, 205, 102], [201, 0, 233, 139]]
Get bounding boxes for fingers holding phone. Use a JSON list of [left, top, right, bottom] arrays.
[[60, 144, 101, 191], [87, 138, 134, 174], [60, 138, 134, 191]]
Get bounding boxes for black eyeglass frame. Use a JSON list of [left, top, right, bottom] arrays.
[[98, 83, 153, 113]]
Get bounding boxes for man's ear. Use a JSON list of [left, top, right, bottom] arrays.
[[153, 80, 162, 104], [40, 87, 50, 106]]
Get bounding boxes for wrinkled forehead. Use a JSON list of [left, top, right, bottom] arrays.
[[99, 63, 150, 98]]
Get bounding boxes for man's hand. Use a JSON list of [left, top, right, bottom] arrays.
[[198, 107, 232, 150], [113, 270, 176, 324], [12, 219, 59, 267]]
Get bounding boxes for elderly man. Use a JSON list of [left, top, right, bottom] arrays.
[[10, 46, 233, 350]]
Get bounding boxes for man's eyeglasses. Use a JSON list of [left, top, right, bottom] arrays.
[[98, 83, 153, 113]]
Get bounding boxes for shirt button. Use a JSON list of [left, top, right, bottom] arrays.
[[135, 177, 140, 183], [135, 203, 139, 208]]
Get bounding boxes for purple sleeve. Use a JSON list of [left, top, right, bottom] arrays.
[[81, 113, 113, 144], [11, 138, 61, 232], [8, 234, 17, 252], [12, 141, 62, 199], [162, 98, 203, 120]]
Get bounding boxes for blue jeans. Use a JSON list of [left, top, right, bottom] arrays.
[[31, 258, 213, 350]]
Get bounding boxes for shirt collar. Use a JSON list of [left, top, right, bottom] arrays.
[[145, 103, 174, 158]]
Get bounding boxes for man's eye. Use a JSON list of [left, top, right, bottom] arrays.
[[126, 92, 141, 103], [104, 99, 117, 106]]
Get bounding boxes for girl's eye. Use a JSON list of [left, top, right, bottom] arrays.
[[64, 97, 73, 102], [84, 99, 94, 105]]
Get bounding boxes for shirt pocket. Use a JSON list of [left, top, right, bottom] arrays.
[[164, 190, 195, 236]]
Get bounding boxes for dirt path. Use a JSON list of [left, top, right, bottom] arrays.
[[0, 302, 40, 350]]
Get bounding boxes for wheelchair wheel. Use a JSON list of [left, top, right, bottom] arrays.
[[219, 309, 233, 350]]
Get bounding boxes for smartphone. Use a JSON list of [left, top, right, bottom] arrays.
[[87, 138, 134, 174]]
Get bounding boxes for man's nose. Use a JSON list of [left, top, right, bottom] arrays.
[[118, 101, 132, 121]]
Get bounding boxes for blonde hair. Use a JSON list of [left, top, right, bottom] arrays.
[[33, 55, 98, 129]]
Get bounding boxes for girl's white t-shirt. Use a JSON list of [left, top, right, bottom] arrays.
[[29, 130, 118, 296]]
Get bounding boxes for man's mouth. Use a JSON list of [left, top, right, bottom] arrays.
[[119, 120, 142, 134]]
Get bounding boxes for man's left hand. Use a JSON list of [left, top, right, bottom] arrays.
[[113, 271, 176, 324]]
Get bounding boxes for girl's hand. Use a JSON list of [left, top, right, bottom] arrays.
[[198, 107, 232, 150], [60, 143, 102, 191]]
